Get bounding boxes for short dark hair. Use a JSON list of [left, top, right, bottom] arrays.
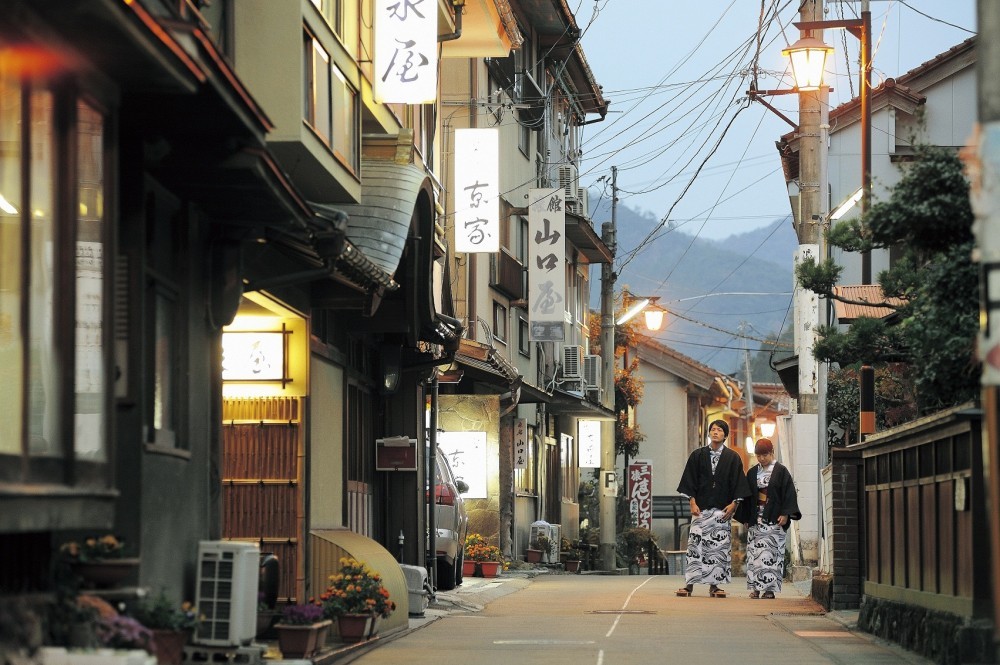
[[708, 419, 729, 438]]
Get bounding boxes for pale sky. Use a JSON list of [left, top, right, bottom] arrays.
[[574, 0, 978, 245]]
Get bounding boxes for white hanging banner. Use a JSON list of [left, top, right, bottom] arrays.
[[528, 188, 565, 341], [374, 0, 437, 104], [578, 419, 601, 468], [437, 431, 488, 498], [514, 418, 528, 470], [454, 129, 500, 253]]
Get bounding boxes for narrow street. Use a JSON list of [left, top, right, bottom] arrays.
[[338, 573, 933, 665]]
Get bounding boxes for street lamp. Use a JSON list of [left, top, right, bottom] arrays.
[[788, 10, 872, 283], [617, 291, 665, 332]]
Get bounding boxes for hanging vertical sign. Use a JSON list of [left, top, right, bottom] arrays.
[[454, 129, 499, 253], [374, 0, 437, 104], [578, 420, 601, 468], [528, 188, 565, 341], [514, 418, 527, 469], [628, 460, 653, 529]]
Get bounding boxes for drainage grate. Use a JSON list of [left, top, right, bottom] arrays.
[[588, 610, 656, 615]]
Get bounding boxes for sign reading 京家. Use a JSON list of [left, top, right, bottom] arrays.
[[578, 420, 601, 468], [436, 430, 488, 498], [454, 129, 499, 253], [628, 460, 653, 529], [528, 188, 566, 341], [221, 331, 285, 381], [374, 0, 437, 104], [514, 418, 528, 469]]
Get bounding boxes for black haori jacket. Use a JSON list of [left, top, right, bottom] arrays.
[[736, 462, 802, 530], [676, 445, 751, 511]]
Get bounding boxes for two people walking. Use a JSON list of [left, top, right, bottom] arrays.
[[675, 419, 801, 599]]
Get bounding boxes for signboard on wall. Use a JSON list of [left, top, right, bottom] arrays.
[[374, 0, 437, 103], [528, 188, 566, 341], [454, 129, 499, 253], [579, 420, 601, 468], [437, 431, 487, 498], [514, 419, 528, 470], [628, 460, 653, 529]]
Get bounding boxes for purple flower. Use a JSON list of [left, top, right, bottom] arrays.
[[280, 603, 324, 625]]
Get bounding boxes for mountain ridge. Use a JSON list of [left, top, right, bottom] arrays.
[[587, 196, 798, 374]]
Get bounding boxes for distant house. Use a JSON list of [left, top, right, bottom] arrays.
[[628, 336, 790, 551]]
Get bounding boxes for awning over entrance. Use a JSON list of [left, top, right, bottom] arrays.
[[320, 159, 432, 277], [547, 388, 615, 420]]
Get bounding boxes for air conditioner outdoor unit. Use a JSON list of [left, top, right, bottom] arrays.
[[194, 540, 259, 647], [561, 345, 584, 380], [583, 354, 601, 390], [558, 164, 580, 203]]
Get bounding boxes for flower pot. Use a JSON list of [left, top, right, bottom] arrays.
[[462, 559, 477, 577], [478, 561, 502, 578], [336, 613, 374, 643], [276, 621, 330, 659], [525, 548, 543, 564], [150, 629, 189, 665], [564, 560, 581, 573], [256, 610, 280, 638], [71, 558, 140, 588]]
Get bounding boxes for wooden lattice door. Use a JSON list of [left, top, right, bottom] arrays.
[[222, 396, 302, 603]]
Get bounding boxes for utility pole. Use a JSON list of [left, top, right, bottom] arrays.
[[790, 0, 825, 566], [599, 166, 618, 570]]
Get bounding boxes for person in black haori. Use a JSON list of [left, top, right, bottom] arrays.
[[736, 438, 801, 598], [675, 419, 751, 598]]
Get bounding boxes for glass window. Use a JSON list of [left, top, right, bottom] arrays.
[[0, 76, 110, 479], [330, 62, 357, 170], [518, 317, 530, 358], [514, 424, 536, 494], [150, 287, 177, 448], [0, 73, 24, 457], [560, 433, 577, 501], [493, 301, 507, 343], [74, 100, 106, 460], [303, 30, 358, 172], [304, 33, 332, 144]]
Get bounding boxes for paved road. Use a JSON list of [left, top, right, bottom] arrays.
[[331, 572, 933, 665]]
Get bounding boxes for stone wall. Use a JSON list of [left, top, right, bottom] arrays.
[[858, 596, 995, 665]]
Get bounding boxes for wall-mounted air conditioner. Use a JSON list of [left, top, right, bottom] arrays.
[[583, 354, 602, 390], [561, 345, 584, 380], [558, 164, 580, 203], [194, 541, 259, 647]]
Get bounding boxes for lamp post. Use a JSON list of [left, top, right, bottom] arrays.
[[784, 5, 872, 283]]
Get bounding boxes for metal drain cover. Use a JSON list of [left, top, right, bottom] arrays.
[[588, 610, 656, 614]]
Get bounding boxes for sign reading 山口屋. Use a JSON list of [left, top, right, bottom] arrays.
[[528, 188, 566, 341], [374, 0, 437, 104], [454, 128, 499, 253]]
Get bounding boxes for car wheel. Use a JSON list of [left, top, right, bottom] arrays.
[[437, 557, 457, 591], [455, 552, 465, 586]]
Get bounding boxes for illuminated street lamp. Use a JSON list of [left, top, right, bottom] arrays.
[[616, 291, 665, 332], [781, 36, 833, 91], [788, 11, 873, 283]]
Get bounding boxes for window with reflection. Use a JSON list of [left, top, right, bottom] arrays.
[[0, 74, 110, 482], [303, 29, 359, 172]]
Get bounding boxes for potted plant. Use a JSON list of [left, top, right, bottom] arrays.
[[466, 540, 504, 577], [563, 547, 585, 573], [59, 534, 140, 588], [463, 533, 487, 576], [275, 603, 328, 659], [533, 534, 553, 563], [131, 591, 201, 665], [319, 557, 395, 643], [618, 526, 656, 574]]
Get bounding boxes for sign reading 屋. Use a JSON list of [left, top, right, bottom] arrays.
[[374, 0, 437, 104]]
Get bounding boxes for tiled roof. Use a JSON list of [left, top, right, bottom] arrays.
[[832, 284, 905, 322]]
